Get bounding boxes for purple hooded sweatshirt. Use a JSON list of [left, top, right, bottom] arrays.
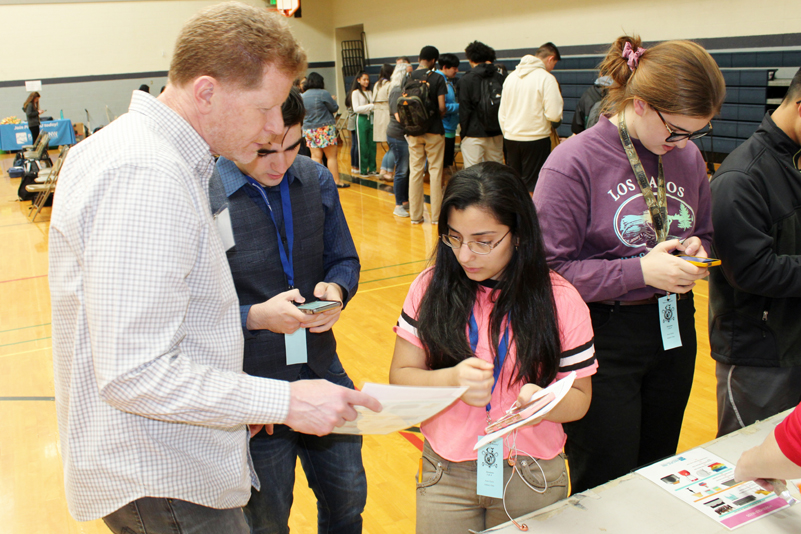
[[533, 115, 713, 303]]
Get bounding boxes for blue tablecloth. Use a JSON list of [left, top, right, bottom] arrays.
[[0, 119, 76, 151]]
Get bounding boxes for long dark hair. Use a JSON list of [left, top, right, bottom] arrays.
[[417, 162, 562, 387], [345, 71, 370, 108], [23, 91, 40, 110]]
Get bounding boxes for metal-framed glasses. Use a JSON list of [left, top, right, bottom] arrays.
[[654, 108, 712, 142], [440, 230, 511, 255]]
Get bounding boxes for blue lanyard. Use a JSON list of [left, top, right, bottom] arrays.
[[246, 176, 295, 289], [468, 311, 510, 416]]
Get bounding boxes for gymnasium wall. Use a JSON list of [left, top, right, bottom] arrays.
[[0, 0, 799, 132], [331, 0, 801, 60], [0, 0, 335, 130]]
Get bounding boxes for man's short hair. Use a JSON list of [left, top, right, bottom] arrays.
[[419, 46, 440, 62], [438, 53, 460, 70], [170, 1, 307, 90], [782, 66, 801, 104], [282, 87, 305, 128], [465, 41, 496, 64], [397, 56, 412, 64], [535, 42, 561, 62]]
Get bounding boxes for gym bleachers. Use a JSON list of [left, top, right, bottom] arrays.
[[362, 47, 799, 160]]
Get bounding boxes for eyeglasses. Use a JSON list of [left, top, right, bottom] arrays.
[[654, 108, 712, 143], [440, 230, 511, 255]]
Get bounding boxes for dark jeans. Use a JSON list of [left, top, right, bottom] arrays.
[[564, 296, 697, 493], [387, 134, 409, 206], [443, 136, 455, 168], [503, 137, 551, 192], [103, 497, 249, 534], [349, 130, 359, 170], [29, 126, 40, 144], [716, 362, 801, 437], [245, 357, 366, 534]]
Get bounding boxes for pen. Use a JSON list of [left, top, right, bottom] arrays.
[[767, 479, 797, 505]]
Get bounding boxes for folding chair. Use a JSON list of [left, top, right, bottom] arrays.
[[27, 145, 69, 222]]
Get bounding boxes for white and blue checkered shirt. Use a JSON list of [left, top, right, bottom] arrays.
[[49, 91, 290, 521]]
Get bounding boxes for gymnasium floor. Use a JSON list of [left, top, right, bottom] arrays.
[[0, 143, 718, 534]]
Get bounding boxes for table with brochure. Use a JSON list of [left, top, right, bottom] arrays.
[[479, 409, 801, 533]]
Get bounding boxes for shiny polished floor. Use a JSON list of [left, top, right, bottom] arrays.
[[0, 144, 717, 534]]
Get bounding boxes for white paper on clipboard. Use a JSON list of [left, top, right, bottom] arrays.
[[474, 371, 576, 451]]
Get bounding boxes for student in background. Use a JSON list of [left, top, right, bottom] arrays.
[[373, 64, 396, 181], [349, 72, 377, 176], [499, 43, 563, 192], [22, 91, 43, 143], [301, 72, 349, 188], [571, 75, 612, 134], [390, 163, 595, 533], [436, 53, 461, 178], [533, 35, 725, 493], [405, 45, 447, 225], [387, 63, 411, 217], [457, 41, 505, 168]]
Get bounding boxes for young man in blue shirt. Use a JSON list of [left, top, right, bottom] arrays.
[[214, 88, 365, 534]]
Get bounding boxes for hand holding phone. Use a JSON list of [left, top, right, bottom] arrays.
[[676, 254, 721, 267], [296, 300, 342, 315]]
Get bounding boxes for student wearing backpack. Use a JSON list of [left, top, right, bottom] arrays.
[[498, 42, 563, 192], [400, 45, 447, 225], [457, 41, 506, 168]]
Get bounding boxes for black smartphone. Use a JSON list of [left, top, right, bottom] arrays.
[[296, 300, 341, 314]]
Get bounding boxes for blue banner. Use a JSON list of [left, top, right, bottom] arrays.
[[0, 119, 76, 151]]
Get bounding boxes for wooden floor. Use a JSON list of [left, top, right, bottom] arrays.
[[0, 144, 718, 534]]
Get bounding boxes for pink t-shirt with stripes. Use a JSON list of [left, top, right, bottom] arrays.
[[394, 268, 597, 462]]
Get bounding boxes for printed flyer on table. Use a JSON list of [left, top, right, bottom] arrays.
[[637, 447, 792, 530]]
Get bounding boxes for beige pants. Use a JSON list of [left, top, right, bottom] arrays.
[[460, 135, 504, 168], [406, 133, 445, 223], [416, 440, 569, 533]]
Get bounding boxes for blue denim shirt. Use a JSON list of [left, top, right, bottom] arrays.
[[301, 89, 339, 130]]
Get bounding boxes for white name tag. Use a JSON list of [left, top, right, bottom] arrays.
[[476, 436, 504, 498], [213, 207, 235, 251], [658, 294, 682, 351]]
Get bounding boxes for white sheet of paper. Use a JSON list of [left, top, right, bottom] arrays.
[[331, 383, 467, 435], [474, 371, 576, 451], [213, 207, 235, 251], [25, 80, 42, 92]]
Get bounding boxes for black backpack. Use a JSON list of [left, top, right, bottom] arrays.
[[17, 160, 40, 202], [397, 71, 437, 136], [477, 75, 503, 134]]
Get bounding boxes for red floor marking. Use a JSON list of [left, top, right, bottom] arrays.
[[399, 430, 424, 451], [0, 274, 47, 284]]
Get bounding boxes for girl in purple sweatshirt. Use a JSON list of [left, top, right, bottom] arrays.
[[533, 35, 725, 493]]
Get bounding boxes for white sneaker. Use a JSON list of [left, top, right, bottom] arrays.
[[411, 218, 425, 225], [393, 205, 410, 218]]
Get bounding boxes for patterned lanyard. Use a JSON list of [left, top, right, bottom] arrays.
[[617, 108, 668, 244]]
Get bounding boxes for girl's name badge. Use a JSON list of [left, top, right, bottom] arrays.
[[477, 436, 504, 498], [658, 294, 682, 350]]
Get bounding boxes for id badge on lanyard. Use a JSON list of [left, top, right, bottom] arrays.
[[618, 110, 682, 350], [469, 311, 509, 498], [247, 176, 308, 365]]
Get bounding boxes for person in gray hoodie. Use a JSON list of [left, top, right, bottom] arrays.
[[498, 42, 563, 192]]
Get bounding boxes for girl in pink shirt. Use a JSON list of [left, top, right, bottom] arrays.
[[390, 162, 596, 533]]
